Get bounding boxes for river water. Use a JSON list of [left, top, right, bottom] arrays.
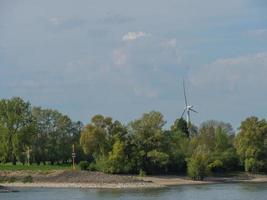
[[1, 183, 267, 200]]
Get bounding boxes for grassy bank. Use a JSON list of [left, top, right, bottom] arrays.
[[0, 163, 72, 171]]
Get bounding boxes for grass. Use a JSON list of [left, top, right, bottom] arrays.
[[0, 163, 72, 171]]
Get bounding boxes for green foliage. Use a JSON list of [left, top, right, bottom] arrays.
[[79, 161, 90, 171], [187, 145, 210, 180], [147, 150, 169, 167], [0, 163, 71, 171], [235, 117, 267, 173], [208, 160, 224, 173], [93, 156, 110, 172], [128, 111, 167, 174], [0, 97, 33, 164], [171, 118, 189, 137], [105, 140, 130, 174], [244, 158, 264, 173], [1, 96, 267, 179], [139, 169, 146, 177], [166, 128, 189, 173]]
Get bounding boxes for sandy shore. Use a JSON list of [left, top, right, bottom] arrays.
[[1, 171, 267, 189], [140, 174, 267, 186]]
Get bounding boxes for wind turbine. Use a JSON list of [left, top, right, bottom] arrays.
[[181, 79, 198, 124]]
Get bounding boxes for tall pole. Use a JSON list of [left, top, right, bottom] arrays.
[[72, 144, 76, 170], [27, 147, 31, 166]]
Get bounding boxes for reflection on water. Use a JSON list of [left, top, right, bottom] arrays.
[[1, 183, 267, 200]]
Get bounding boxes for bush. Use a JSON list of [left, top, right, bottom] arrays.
[[208, 160, 223, 173], [245, 158, 264, 173], [79, 161, 90, 171], [94, 156, 109, 173], [139, 169, 146, 177], [88, 162, 97, 171], [8, 177, 17, 183], [22, 176, 33, 183], [0, 176, 7, 183]]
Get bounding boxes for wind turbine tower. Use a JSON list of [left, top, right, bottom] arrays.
[[181, 79, 198, 124]]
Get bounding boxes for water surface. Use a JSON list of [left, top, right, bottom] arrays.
[[1, 183, 267, 200]]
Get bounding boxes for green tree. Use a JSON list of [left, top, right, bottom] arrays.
[[105, 139, 130, 173], [32, 107, 81, 165], [187, 145, 210, 180], [165, 121, 189, 173], [128, 111, 167, 174], [0, 97, 33, 164], [171, 118, 189, 137], [235, 117, 267, 172]]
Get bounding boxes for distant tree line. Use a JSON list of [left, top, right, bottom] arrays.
[[0, 97, 267, 180]]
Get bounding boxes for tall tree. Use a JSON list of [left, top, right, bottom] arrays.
[[32, 107, 81, 165], [128, 111, 168, 174], [0, 97, 33, 164], [235, 117, 267, 172]]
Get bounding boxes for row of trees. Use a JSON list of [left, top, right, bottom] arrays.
[[0, 97, 84, 165], [80, 112, 267, 179], [0, 97, 266, 180]]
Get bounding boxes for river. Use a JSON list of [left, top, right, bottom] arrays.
[[1, 183, 267, 200]]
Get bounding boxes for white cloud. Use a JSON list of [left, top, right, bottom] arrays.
[[190, 52, 267, 91], [122, 31, 149, 42]]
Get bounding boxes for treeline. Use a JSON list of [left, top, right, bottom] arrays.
[[0, 97, 85, 165], [0, 97, 267, 180]]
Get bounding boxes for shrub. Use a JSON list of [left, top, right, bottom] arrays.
[[22, 176, 33, 183], [79, 161, 90, 171], [208, 160, 223, 173], [0, 176, 7, 183], [8, 177, 17, 183], [139, 169, 146, 177], [88, 162, 97, 171], [245, 158, 264, 173]]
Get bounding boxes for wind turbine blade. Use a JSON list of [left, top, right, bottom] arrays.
[[181, 108, 186, 118], [183, 79, 188, 106], [189, 108, 198, 113]]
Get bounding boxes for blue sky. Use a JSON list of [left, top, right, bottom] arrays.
[[1, 0, 267, 129]]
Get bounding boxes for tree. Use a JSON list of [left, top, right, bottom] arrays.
[[200, 120, 234, 135], [192, 121, 238, 173], [171, 118, 189, 137], [105, 139, 130, 173], [165, 124, 189, 173], [128, 111, 167, 174], [187, 145, 210, 180], [32, 107, 81, 165], [80, 124, 107, 157], [0, 97, 33, 164], [235, 117, 267, 173]]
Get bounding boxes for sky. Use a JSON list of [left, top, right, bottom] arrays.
[[0, 0, 267, 129]]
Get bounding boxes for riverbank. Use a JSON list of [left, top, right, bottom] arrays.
[[1, 170, 267, 189]]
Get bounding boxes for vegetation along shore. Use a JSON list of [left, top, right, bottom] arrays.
[[0, 97, 267, 189]]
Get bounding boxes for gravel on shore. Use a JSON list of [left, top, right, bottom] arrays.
[[1, 170, 267, 189]]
